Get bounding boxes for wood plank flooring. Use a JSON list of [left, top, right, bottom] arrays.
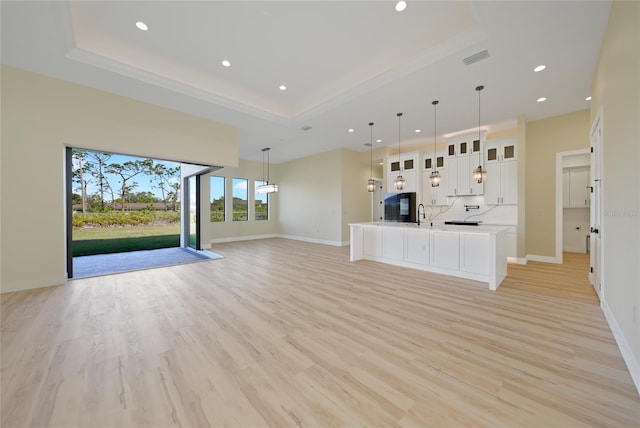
[[2, 239, 639, 427]]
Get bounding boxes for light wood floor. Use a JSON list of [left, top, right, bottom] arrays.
[[2, 239, 639, 427]]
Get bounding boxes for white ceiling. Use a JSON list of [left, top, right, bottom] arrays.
[[1, 1, 610, 164]]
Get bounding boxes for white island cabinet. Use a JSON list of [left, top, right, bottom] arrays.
[[350, 222, 508, 290]]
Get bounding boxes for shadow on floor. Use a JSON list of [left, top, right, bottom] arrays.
[[72, 247, 223, 279]]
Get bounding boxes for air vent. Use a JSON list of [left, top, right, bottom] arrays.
[[301, 125, 312, 131], [463, 49, 490, 66]]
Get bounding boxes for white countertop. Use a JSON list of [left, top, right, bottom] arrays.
[[349, 221, 510, 234]]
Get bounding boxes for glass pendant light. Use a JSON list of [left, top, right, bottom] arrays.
[[393, 112, 405, 191], [256, 147, 279, 194], [429, 100, 441, 187], [367, 122, 375, 192], [472, 85, 487, 183]]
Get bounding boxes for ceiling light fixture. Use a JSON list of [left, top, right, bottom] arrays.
[[415, 129, 422, 133], [256, 148, 278, 194], [395, 1, 407, 12], [537, 97, 547, 103], [534, 65, 546, 72], [221, 60, 231, 67], [135, 21, 148, 31], [348, 128, 354, 133], [279, 85, 287, 91], [394, 113, 405, 191], [472, 85, 487, 184], [429, 100, 441, 187], [586, 96, 592, 101], [367, 122, 375, 192]]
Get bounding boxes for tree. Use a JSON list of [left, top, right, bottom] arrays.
[[168, 181, 181, 211], [151, 163, 180, 210], [71, 149, 91, 215], [87, 151, 112, 211], [106, 159, 153, 212]]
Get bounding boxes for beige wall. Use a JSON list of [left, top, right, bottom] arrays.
[[590, 0, 640, 382], [207, 159, 279, 242], [277, 150, 343, 244], [276, 148, 371, 245], [516, 116, 527, 258], [525, 110, 590, 257], [340, 149, 374, 242], [0, 66, 238, 292]]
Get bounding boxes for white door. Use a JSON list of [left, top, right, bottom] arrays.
[[589, 115, 603, 299]]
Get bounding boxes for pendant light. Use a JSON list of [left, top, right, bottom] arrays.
[[367, 122, 375, 192], [429, 100, 441, 187], [393, 112, 405, 191], [256, 147, 278, 194], [472, 85, 487, 183]]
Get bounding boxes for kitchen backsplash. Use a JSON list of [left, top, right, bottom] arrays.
[[422, 195, 517, 225]]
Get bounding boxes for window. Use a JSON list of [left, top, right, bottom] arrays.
[[254, 180, 269, 220], [210, 176, 225, 222], [232, 178, 248, 221]]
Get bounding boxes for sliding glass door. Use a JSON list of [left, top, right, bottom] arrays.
[[187, 175, 201, 249]]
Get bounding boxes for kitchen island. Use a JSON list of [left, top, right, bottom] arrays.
[[349, 222, 509, 290]]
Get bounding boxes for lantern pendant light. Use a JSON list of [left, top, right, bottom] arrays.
[[367, 122, 375, 192], [429, 100, 441, 187], [472, 85, 487, 184], [256, 147, 278, 194], [393, 113, 405, 191]]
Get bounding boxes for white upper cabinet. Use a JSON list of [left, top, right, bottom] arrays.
[[445, 134, 484, 196], [486, 140, 517, 163], [421, 150, 447, 206], [387, 151, 418, 193], [484, 138, 518, 205]]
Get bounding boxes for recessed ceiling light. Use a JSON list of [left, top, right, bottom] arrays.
[[135, 21, 148, 31], [379, 162, 384, 165], [395, 1, 407, 12], [534, 65, 546, 72], [279, 85, 287, 91], [537, 97, 547, 103], [585, 96, 592, 101], [376, 139, 382, 143], [348, 129, 355, 133], [221, 60, 231, 67], [415, 129, 422, 133]]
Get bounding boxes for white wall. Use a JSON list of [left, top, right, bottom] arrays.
[[0, 66, 238, 293]]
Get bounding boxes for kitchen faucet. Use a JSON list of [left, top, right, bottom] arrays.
[[417, 203, 425, 226]]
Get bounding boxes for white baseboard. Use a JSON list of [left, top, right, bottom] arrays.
[[1, 275, 67, 294], [526, 254, 562, 264], [507, 256, 527, 264], [601, 299, 640, 395], [210, 234, 277, 244], [277, 234, 346, 247]]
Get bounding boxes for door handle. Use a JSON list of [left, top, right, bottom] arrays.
[[590, 227, 599, 234]]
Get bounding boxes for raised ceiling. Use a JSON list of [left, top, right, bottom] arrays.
[[1, 1, 611, 163]]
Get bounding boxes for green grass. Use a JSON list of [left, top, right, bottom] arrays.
[[73, 225, 180, 257]]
